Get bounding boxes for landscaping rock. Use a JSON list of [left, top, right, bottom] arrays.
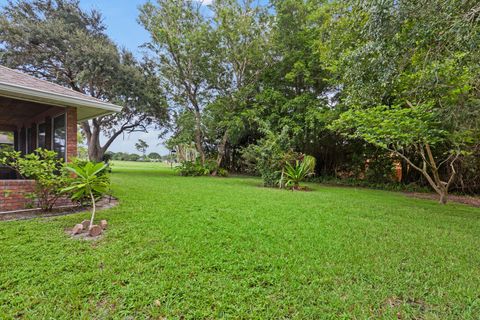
[[81, 220, 90, 230], [72, 224, 84, 235], [89, 225, 103, 237], [100, 220, 108, 230]]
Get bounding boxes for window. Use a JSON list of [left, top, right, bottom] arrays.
[[37, 123, 46, 149], [53, 114, 66, 159], [0, 131, 14, 150]]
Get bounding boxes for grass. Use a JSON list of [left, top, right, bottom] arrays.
[[1, 161, 480, 319]]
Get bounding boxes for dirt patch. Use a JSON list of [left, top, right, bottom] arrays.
[[405, 192, 480, 207], [66, 229, 104, 241], [0, 196, 118, 221]]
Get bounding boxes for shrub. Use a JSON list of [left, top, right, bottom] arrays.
[[176, 159, 228, 177], [0, 148, 70, 211], [282, 155, 316, 189], [63, 162, 110, 229], [241, 127, 299, 187]]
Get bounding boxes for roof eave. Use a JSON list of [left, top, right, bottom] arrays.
[[0, 82, 123, 121]]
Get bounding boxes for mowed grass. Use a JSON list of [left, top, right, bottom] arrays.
[[1, 161, 480, 319]]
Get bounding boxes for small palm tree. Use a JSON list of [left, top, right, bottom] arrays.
[[63, 162, 110, 229], [283, 155, 316, 189]]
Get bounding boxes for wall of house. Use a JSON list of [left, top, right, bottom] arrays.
[[0, 180, 73, 212], [0, 107, 78, 213], [14, 106, 78, 161], [0, 180, 36, 212]]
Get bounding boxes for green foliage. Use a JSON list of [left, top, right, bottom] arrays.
[[63, 161, 110, 228], [135, 139, 149, 157], [64, 162, 110, 203], [148, 152, 161, 160], [283, 155, 316, 189], [0, 148, 69, 211], [175, 159, 228, 177], [241, 128, 295, 187], [330, 104, 447, 150]]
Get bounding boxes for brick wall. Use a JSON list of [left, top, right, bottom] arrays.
[[0, 180, 73, 213], [0, 180, 36, 212]]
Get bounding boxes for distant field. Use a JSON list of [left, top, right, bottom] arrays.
[[1, 161, 479, 319]]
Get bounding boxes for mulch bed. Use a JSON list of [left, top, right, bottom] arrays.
[[0, 197, 118, 221], [404, 192, 480, 207]]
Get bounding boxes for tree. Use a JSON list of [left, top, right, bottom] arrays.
[[330, 103, 466, 204], [135, 139, 149, 158], [148, 152, 161, 160], [139, 0, 215, 164], [206, 0, 271, 172], [0, 0, 167, 162], [127, 153, 140, 162], [325, 0, 480, 203], [64, 162, 110, 229]]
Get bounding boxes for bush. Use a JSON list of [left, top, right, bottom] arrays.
[[283, 155, 316, 189], [176, 159, 228, 177], [0, 148, 70, 211], [63, 162, 110, 229], [241, 129, 298, 187]]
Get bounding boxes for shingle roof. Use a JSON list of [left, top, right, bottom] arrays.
[[0, 65, 104, 103], [0, 65, 122, 121]]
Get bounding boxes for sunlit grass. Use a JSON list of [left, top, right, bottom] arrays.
[[1, 161, 479, 318]]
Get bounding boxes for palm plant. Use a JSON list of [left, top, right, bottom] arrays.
[[63, 162, 110, 229], [283, 155, 316, 189]]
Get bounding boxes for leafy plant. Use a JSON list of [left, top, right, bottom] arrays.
[[0, 148, 70, 211], [175, 159, 228, 177], [283, 155, 316, 189], [63, 162, 110, 229]]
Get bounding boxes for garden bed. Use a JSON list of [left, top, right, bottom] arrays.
[[0, 196, 118, 221], [405, 192, 480, 207]]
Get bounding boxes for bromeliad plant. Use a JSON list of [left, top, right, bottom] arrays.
[[63, 162, 110, 229], [282, 155, 316, 190]]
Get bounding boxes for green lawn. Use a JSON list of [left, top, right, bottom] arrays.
[[1, 161, 480, 319]]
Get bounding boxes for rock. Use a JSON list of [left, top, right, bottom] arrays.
[[100, 220, 108, 230], [88, 225, 103, 237], [71, 224, 84, 235], [81, 220, 90, 230]]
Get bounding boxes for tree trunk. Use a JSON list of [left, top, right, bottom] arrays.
[[212, 131, 228, 175], [439, 189, 448, 205], [193, 110, 205, 165], [86, 121, 105, 162], [89, 190, 96, 229]]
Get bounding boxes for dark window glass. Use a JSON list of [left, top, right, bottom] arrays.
[[53, 114, 66, 159], [26, 128, 31, 153], [38, 123, 46, 149]]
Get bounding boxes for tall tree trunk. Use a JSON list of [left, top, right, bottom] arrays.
[[193, 109, 205, 165], [82, 120, 105, 162]]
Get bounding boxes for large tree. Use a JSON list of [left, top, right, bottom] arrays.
[[206, 0, 271, 171], [0, 0, 167, 162], [139, 0, 215, 165], [325, 0, 480, 203]]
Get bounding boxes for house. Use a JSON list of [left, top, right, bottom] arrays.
[[0, 65, 122, 212]]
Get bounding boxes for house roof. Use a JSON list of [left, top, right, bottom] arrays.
[[0, 65, 122, 121]]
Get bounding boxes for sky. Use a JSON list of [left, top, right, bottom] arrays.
[[79, 0, 166, 155]]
